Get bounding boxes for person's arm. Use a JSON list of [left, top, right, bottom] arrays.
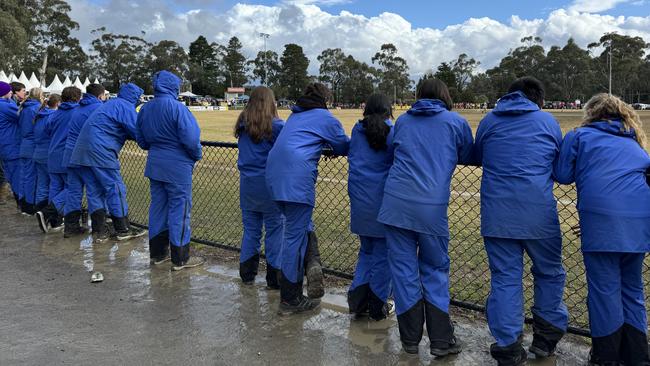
[[119, 104, 139, 141], [177, 106, 202, 162], [553, 130, 578, 185], [471, 116, 489, 167], [134, 109, 150, 150], [323, 115, 350, 156], [457, 117, 475, 165]]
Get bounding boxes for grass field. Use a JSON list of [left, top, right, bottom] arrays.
[[120, 108, 650, 332]]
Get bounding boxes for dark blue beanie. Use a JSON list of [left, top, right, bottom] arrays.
[[0, 82, 10, 97]]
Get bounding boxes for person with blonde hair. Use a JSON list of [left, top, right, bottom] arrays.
[[235, 86, 285, 288], [554, 93, 650, 365], [17, 87, 45, 215]]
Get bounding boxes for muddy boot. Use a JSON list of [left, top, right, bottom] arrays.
[[265, 264, 281, 290], [529, 313, 565, 358], [239, 253, 260, 285], [64, 211, 89, 238], [112, 216, 147, 241], [425, 301, 462, 356], [278, 272, 320, 315], [620, 323, 650, 365], [149, 230, 170, 265], [490, 338, 527, 366], [305, 231, 324, 299], [368, 290, 394, 321], [91, 209, 110, 243], [348, 283, 370, 317], [398, 300, 425, 354]]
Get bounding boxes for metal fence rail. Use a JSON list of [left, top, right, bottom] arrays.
[[119, 140, 648, 336]]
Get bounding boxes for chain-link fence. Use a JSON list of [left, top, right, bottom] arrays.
[[119, 140, 645, 336]]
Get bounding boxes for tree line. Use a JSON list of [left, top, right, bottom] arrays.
[[2, 0, 649, 104]]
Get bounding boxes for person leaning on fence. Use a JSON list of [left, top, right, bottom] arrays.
[[0, 81, 23, 211], [266, 82, 350, 315], [69, 83, 147, 244], [135, 71, 204, 271], [472, 77, 569, 365], [347, 93, 395, 321], [554, 93, 650, 366], [32, 95, 60, 231], [234, 86, 285, 288], [36, 87, 81, 234], [63, 84, 107, 238], [377, 79, 473, 356], [17, 87, 45, 215]]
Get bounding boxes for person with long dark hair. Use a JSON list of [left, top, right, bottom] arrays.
[[474, 77, 568, 365], [347, 93, 395, 321], [377, 79, 472, 356], [266, 83, 350, 314], [235, 86, 285, 288], [554, 93, 650, 365]]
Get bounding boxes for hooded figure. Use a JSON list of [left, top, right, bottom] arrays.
[[266, 83, 350, 314], [63, 89, 104, 238], [0, 89, 21, 208], [473, 79, 568, 365], [17, 98, 42, 214], [554, 94, 650, 365], [32, 107, 56, 217], [69, 83, 147, 243], [377, 79, 472, 357], [135, 71, 203, 270]]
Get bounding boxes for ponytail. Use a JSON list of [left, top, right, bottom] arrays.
[[362, 94, 393, 151]]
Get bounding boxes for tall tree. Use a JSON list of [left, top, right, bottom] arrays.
[[223, 36, 248, 87], [542, 38, 594, 102], [371, 44, 411, 102], [318, 48, 347, 104], [248, 50, 281, 88], [188, 36, 226, 96], [149, 40, 189, 78], [339, 56, 377, 105], [280, 44, 310, 101], [0, 6, 29, 71]]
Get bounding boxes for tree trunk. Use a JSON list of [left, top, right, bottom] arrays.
[[39, 52, 48, 85]]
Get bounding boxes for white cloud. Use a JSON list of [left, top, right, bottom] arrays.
[[568, 0, 632, 13], [67, 1, 650, 78]]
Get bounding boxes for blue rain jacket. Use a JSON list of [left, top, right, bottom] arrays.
[[135, 71, 202, 185], [473, 91, 562, 239], [71, 83, 143, 169], [32, 108, 55, 164], [378, 99, 474, 236], [18, 99, 42, 159], [266, 107, 350, 207], [554, 120, 650, 253], [63, 94, 103, 168], [0, 98, 20, 160], [47, 102, 79, 174], [237, 117, 285, 212], [348, 120, 394, 238]]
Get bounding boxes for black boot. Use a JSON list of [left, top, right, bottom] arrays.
[[91, 209, 110, 243], [112, 216, 147, 241], [397, 300, 425, 354], [304, 231, 324, 299], [265, 264, 280, 290], [529, 313, 565, 358], [490, 338, 527, 366], [590, 326, 623, 365], [149, 230, 170, 265], [424, 301, 462, 356], [170, 244, 204, 271], [35, 200, 48, 213], [36, 203, 61, 233], [278, 271, 319, 315], [368, 289, 393, 321], [620, 323, 650, 365], [239, 253, 260, 284], [347, 283, 370, 316], [64, 211, 89, 238]]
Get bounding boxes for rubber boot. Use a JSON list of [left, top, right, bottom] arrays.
[[397, 300, 425, 354], [278, 272, 319, 315], [348, 283, 370, 316], [490, 338, 527, 366], [529, 313, 565, 358], [149, 230, 170, 265], [265, 264, 281, 290], [239, 253, 260, 285], [425, 301, 462, 356], [590, 326, 623, 365], [368, 288, 391, 321], [64, 211, 89, 238], [91, 209, 110, 243], [305, 231, 324, 299], [620, 323, 650, 366]]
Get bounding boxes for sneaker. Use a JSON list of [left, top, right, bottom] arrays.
[[171, 256, 205, 271], [371, 300, 395, 321], [402, 343, 419, 355], [430, 337, 463, 357], [115, 227, 148, 241], [278, 295, 320, 315], [93, 230, 110, 244], [306, 262, 324, 299], [21, 211, 32, 217], [36, 211, 49, 233], [150, 256, 171, 265], [49, 224, 65, 233]]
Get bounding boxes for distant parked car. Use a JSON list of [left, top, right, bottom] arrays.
[[632, 103, 650, 110]]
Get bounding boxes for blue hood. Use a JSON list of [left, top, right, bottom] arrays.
[[586, 119, 637, 139], [493, 91, 539, 115], [59, 101, 79, 110], [36, 107, 54, 119], [80, 93, 102, 106], [407, 99, 448, 116], [153, 71, 180, 98], [21, 99, 41, 110], [118, 83, 144, 105]]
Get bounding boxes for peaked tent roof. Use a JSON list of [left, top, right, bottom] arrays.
[[28, 73, 41, 89], [62, 76, 72, 88], [83, 77, 91, 87], [0, 71, 8, 83], [73, 77, 85, 93], [18, 72, 33, 90], [93, 78, 100, 85], [47, 75, 64, 94]]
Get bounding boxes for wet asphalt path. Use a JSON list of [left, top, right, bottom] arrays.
[[0, 205, 589, 365]]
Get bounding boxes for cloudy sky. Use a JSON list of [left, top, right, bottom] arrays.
[[68, 0, 650, 77]]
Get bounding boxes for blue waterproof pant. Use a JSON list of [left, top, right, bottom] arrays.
[[20, 158, 37, 205], [349, 236, 391, 302], [240, 209, 284, 270], [485, 237, 569, 346], [276, 201, 314, 284], [584, 252, 647, 337], [79, 167, 128, 217], [49, 173, 66, 214], [2, 158, 21, 197], [149, 179, 192, 247], [65, 167, 95, 215], [34, 162, 49, 205], [385, 225, 450, 316]]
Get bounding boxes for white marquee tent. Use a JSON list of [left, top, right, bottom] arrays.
[[28, 73, 41, 89], [0, 71, 8, 83], [1, 71, 102, 94], [47, 75, 64, 94]]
